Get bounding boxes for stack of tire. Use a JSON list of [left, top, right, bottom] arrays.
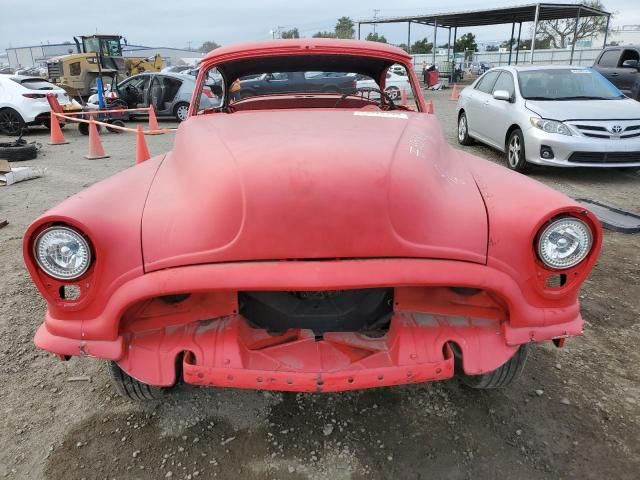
[[0, 138, 38, 162]]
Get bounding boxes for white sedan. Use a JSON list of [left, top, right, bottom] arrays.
[[0, 75, 80, 135], [356, 71, 412, 101], [456, 65, 640, 171]]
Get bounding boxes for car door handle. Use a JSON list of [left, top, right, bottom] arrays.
[[610, 73, 619, 77]]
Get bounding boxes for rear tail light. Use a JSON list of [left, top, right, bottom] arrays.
[[23, 93, 47, 99]]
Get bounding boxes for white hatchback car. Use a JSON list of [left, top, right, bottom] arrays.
[[0, 75, 79, 135], [456, 65, 640, 171]]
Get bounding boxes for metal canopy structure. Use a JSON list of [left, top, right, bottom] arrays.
[[357, 3, 612, 74]]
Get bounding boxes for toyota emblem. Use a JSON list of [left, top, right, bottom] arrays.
[[610, 125, 624, 134]]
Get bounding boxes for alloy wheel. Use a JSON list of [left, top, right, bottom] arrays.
[[176, 104, 189, 121], [458, 116, 467, 142], [0, 109, 24, 135], [386, 88, 400, 100], [508, 135, 521, 168]]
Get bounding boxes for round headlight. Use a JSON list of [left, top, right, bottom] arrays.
[[34, 226, 92, 280], [537, 217, 592, 269]]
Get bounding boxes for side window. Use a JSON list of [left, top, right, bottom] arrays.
[[163, 77, 182, 103], [197, 67, 225, 113], [69, 62, 81, 76], [619, 49, 640, 66], [598, 50, 620, 67], [476, 71, 500, 94], [492, 72, 515, 97]]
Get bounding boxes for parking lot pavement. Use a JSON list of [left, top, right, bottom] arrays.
[[0, 109, 639, 480]]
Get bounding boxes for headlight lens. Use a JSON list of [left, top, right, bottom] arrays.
[[537, 218, 592, 269], [34, 226, 92, 280], [530, 117, 572, 136]]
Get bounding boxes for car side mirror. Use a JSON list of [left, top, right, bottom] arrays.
[[621, 59, 639, 69], [493, 90, 512, 102]]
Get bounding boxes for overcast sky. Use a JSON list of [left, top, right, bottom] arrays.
[[0, 0, 637, 52]]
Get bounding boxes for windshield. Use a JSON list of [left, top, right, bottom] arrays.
[[518, 68, 624, 100], [12, 78, 57, 90], [195, 63, 419, 114], [83, 37, 122, 57], [232, 71, 361, 98]]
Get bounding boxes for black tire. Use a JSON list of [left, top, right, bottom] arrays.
[[0, 108, 26, 136], [457, 345, 529, 389], [506, 129, 529, 173], [173, 101, 189, 122], [106, 119, 125, 133], [42, 119, 66, 130], [0, 139, 38, 161], [457, 111, 474, 146], [78, 122, 102, 136], [107, 362, 165, 401]]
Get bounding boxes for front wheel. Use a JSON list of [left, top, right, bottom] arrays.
[[173, 102, 189, 122], [107, 362, 166, 401], [457, 112, 474, 145], [456, 345, 529, 389], [506, 129, 529, 173]]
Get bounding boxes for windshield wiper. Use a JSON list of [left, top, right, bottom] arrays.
[[555, 96, 616, 100], [524, 96, 555, 100]]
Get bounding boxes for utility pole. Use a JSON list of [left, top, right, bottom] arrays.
[[187, 41, 192, 51], [373, 9, 380, 34]]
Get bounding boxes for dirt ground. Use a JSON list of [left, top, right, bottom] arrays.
[[1, 92, 639, 480]]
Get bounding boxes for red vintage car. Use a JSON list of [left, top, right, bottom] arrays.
[[24, 39, 601, 400]]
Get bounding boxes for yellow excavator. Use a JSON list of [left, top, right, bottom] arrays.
[[47, 35, 164, 97]]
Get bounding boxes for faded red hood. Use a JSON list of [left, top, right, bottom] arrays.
[[142, 110, 488, 271]]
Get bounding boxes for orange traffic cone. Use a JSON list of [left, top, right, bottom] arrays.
[[426, 99, 434, 114], [147, 105, 162, 134], [449, 84, 460, 101], [135, 125, 150, 164], [84, 119, 109, 159], [48, 113, 68, 145]]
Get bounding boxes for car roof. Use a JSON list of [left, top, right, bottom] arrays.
[[498, 65, 591, 73], [129, 71, 193, 81], [202, 39, 411, 63], [2, 74, 51, 81]]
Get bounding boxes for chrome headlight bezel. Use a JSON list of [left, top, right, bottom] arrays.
[[33, 226, 92, 280], [537, 217, 593, 270], [530, 117, 572, 136]]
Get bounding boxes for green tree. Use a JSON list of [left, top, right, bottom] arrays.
[[312, 31, 337, 38], [199, 41, 220, 53], [281, 28, 300, 39], [335, 16, 355, 39], [485, 44, 499, 52], [411, 38, 433, 54], [501, 37, 552, 50], [454, 33, 477, 59], [537, 0, 611, 48], [366, 32, 387, 43]]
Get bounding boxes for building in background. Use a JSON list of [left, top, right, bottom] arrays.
[[5, 42, 201, 71]]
